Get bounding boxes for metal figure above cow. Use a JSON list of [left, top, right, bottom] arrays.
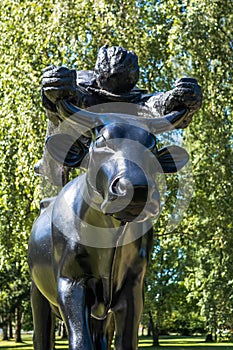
[[34, 45, 202, 186], [29, 45, 202, 350]]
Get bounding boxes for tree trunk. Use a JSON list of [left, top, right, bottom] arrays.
[[2, 323, 8, 341], [9, 318, 13, 338], [205, 333, 213, 342], [147, 323, 151, 337], [14, 308, 23, 343], [58, 321, 61, 336], [149, 311, 159, 347], [61, 323, 68, 339], [213, 327, 218, 342]]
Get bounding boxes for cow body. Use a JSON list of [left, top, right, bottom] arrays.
[[29, 103, 191, 350], [29, 174, 153, 349]]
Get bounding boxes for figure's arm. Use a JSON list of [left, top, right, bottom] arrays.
[[35, 66, 78, 185], [145, 78, 203, 128], [41, 65, 78, 123]]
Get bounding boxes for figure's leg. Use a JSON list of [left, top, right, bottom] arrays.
[[57, 277, 94, 350], [31, 281, 55, 350], [34, 119, 69, 186], [113, 286, 143, 350]]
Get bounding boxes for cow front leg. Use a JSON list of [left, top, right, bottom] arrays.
[[31, 281, 55, 350], [113, 287, 143, 350], [57, 277, 94, 350], [91, 314, 114, 350]]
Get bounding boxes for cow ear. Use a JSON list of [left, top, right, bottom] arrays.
[[46, 133, 87, 168], [157, 145, 189, 173]]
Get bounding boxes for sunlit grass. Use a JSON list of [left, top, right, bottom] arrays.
[[1, 335, 233, 349], [0, 334, 68, 350]]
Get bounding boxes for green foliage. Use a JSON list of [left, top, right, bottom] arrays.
[[178, 0, 233, 339], [0, 0, 232, 340], [142, 0, 233, 340]]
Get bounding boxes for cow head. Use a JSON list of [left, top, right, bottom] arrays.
[[46, 101, 189, 223]]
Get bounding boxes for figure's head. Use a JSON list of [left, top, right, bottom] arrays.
[[94, 45, 139, 94]]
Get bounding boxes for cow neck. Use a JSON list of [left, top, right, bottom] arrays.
[[108, 223, 129, 307], [81, 175, 130, 313], [82, 173, 104, 211]]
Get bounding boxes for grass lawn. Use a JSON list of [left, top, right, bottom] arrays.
[[1, 335, 233, 349]]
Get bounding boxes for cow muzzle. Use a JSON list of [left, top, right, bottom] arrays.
[[101, 175, 160, 222]]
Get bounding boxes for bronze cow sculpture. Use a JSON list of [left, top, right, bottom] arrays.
[[28, 100, 191, 350]]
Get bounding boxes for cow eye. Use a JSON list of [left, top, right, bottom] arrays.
[[145, 135, 156, 150], [146, 136, 158, 154], [95, 135, 106, 148]]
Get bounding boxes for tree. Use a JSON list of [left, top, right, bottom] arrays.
[[143, 0, 233, 342], [108, 0, 233, 341]]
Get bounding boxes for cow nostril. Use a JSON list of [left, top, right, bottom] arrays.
[[110, 178, 120, 195], [110, 178, 130, 196]]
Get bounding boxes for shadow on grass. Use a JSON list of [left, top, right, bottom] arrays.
[[0, 345, 31, 349], [0, 338, 70, 350], [138, 336, 233, 349]]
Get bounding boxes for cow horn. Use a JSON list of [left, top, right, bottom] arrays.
[[56, 99, 139, 129], [57, 100, 188, 134], [56, 99, 104, 128], [140, 108, 188, 133]]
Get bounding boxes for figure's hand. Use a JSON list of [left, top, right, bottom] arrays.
[[165, 77, 203, 114], [42, 65, 77, 105]]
